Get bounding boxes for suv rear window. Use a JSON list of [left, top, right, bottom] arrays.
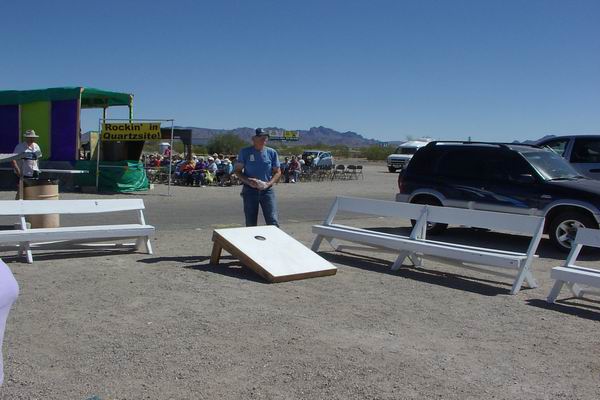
[[430, 147, 533, 182], [435, 149, 498, 180], [571, 138, 600, 163]]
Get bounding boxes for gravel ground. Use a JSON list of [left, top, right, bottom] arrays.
[[0, 161, 599, 400]]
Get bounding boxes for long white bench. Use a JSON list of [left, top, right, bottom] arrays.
[[547, 228, 600, 303], [312, 196, 545, 294], [0, 199, 155, 263]]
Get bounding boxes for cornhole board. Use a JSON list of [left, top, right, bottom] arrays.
[[211, 226, 337, 283]]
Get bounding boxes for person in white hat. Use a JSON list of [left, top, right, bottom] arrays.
[[12, 129, 42, 180]]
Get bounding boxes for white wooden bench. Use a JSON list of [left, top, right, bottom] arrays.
[[0, 199, 155, 263], [312, 196, 545, 294], [547, 228, 600, 303]]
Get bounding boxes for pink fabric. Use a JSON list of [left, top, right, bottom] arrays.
[[0, 260, 18, 386]]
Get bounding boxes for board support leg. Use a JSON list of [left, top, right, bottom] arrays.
[[210, 241, 223, 265]]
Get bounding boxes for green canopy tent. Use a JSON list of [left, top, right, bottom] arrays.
[[0, 87, 149, 192], [0, 87, 133, 160]]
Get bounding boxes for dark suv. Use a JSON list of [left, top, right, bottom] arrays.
[[396, 141, 600, 251]]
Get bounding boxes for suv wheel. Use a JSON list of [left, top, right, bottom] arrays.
[[549, 211, 596, 252], [410, 198, 448, 235], [388, 167, 396, 173]]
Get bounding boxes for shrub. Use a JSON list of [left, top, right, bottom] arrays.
[[360, 145, 395, 160], [207, 133, 247, 155]]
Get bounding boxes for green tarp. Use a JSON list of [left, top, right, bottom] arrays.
[[0, 87, 133, 108], [74, 160, 149, 193]]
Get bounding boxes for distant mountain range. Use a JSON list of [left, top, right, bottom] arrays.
[[512, 135, 554, 145], [178, 126, 382, 147]]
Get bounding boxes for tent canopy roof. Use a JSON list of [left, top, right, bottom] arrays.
[[0, 87, 133, 108]]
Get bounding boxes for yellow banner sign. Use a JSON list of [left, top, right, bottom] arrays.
[[283, 130, 299, 141], [101, 123, 161, 141]]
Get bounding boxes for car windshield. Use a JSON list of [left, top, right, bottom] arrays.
[[395, 147, 418, 155], [521, 150, 582, 180]]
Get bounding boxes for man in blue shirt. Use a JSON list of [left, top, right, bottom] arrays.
[[235, 128, 282, 226]]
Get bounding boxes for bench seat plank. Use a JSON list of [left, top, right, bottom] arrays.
[[314, 224, 524, 269], [0, 224, 154, 244], [550, 266, 600, 287], [325, 223, 530, 258], [0, 199, 146, 215]]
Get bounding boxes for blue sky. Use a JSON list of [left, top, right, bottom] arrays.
[[1, 0, 598, 142]]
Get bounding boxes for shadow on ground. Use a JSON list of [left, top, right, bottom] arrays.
[[138, 255, 212, 264], [526, 298, 600, 321], [320, 250, 515, 296], [139, 255, 267, 283]]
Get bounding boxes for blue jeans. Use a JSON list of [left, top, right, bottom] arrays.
[[241, 185, 279, 227]]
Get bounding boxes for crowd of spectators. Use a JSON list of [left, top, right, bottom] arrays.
[[143, 152, 237, 186], [280, 155, 302, 183], [142, 151, 343, 187]]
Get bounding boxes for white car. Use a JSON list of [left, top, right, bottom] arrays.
[[302, 150, 333, 168], [536, 135, 600, 180], [387, 139, 432, 172]]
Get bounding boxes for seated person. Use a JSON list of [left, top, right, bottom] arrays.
[[280, 157, 289, 182], [207, 157, 218, 174], [193, 157, 208, 186], [288, 156, 301, 183], [215, 159, 227, 183], [218, 159, 234, 186], [180, 159, 196, 186]]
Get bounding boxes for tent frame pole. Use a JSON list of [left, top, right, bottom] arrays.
[[96, 106, 107, 191], [167, 120, 174, 196]]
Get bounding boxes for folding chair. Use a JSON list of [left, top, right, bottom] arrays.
[[347, 165, 358, 179], [356, 165, 364, 179], [332, 165, 345, 180]]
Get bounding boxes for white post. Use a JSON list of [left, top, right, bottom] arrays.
[[168, 120, 174, 196], [96, 117, 103, 191]]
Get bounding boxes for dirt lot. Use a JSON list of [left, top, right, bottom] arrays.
[[0, 161, 599, 400]]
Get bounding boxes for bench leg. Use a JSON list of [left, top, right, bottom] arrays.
[[19, 242, 33, 264], [144, 237, 153, 255], [408, 254, 423, 268], [568, 283, 583, 298], [326, 238, 340, 251], [391, 251, 410, 271], [210, 242, 222, 265], [524, 270, 538, 289], [547, 280, 565, 303], [135, 236, 153, 254], [511, 264, 534, 295], [311, 235, 324, 252]]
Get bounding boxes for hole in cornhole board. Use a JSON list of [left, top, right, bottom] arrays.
[[211, 226, 337, 283]]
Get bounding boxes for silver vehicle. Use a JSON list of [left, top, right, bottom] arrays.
[[301, 150, 333, 167], [537, 135, 600, 180], [387, 139, 432, 172]]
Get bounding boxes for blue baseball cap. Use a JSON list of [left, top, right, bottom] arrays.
[[255, 128, 269, 137]]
